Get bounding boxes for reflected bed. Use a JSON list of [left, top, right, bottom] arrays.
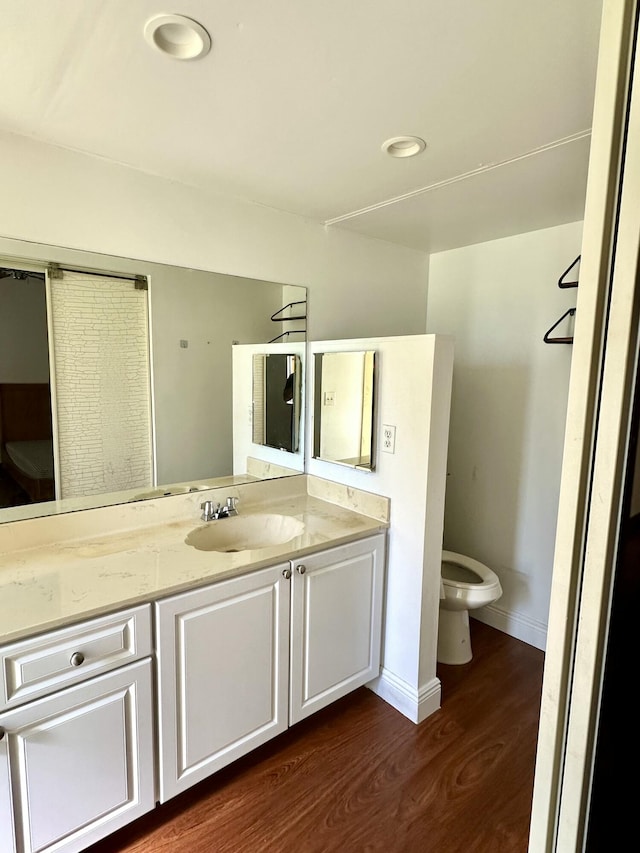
[[0, 383, 55, 503]]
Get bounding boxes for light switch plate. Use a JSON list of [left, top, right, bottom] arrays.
[[382, 424, 396, 453]]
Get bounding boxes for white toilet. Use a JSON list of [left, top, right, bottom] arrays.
[[437, 550, 503, 665]]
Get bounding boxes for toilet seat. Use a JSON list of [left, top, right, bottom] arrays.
[[441, 550, 501, 593], [440, 550, 502, 613]]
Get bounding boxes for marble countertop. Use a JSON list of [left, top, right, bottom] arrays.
[[0, 483, 387, 645]]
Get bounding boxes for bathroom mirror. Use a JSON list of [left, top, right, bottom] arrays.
[[312, 350, 376, 470], [0, 234, 306, 523], [252, 353, 301, 453]]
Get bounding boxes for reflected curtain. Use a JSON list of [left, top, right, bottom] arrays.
[[49, 270, 153, 498]]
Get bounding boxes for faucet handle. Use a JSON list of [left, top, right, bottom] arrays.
[[224, 496, 239, 516], [200, 500, 217, 520]]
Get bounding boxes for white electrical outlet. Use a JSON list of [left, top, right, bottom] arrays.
[[382, 424, 396, 453], [324, 390, 336, 406]]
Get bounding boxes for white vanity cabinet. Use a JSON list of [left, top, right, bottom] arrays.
[[289, 532, 386, 724], [156, 532, 386, 802], [155, 562, 292, 803], [0, 605, 155, 853]]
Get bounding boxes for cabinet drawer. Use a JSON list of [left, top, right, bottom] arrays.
[[0, 604, 152, 711]]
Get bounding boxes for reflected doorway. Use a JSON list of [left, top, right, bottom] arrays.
[[0, 266, 53, 509]]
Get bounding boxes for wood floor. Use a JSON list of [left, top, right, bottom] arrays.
[[89, 621, 544, 853]]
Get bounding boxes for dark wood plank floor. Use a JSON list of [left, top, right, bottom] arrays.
[[89, 621, 544, 853]]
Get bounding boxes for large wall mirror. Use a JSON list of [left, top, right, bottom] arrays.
[[0, 235, 306, 524], [312, 350, 376, 470]]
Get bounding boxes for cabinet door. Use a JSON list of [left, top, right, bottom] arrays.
[[156, 563, 291, 802], [290, 533, 386, 725], [0, 658, 154, 853]]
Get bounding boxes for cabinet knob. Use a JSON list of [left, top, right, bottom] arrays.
[[296, 564, 306, 575], [0, 728, 5, 741], [70, 652, 85, 667], [282, 568, 292, 579]]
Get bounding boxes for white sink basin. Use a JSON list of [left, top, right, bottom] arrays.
[[185, 513, 305, 552]]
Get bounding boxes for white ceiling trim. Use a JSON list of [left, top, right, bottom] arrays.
[[324, 130, 593, 227]]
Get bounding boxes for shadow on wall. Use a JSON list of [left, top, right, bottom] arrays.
[[442, 362, 531, 577]]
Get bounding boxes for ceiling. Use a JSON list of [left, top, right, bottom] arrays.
[[1, 1, 603, 254]]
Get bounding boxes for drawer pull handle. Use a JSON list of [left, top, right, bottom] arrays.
[[296, 564, 306, 575], [70, 652, 85, 667]]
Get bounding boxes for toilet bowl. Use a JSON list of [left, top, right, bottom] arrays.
[[437, 550, 503, 665]]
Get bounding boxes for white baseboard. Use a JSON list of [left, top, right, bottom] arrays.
[[368, 668, 441, 724], [366, 605, 545, 724], [474, 603, 547, 651]]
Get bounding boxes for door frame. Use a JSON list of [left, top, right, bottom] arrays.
[[529, 2, 640, 849]]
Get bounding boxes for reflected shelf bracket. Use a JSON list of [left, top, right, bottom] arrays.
[[269, 329, 306, 343], [271, 301, 307, 322], [544, 307, 576, 344], [558, 255, 580, 289], [270, 299, 306, 342]]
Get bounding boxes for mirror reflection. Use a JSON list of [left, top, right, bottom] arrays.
[[252, 353, 301, 453], [313, 351, 376, 470], [0, 237, 306, 523]]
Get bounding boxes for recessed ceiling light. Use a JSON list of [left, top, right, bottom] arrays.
[[381, 136, 427, 158], [144, 14, 211, 60]]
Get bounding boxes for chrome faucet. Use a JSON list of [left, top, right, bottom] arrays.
[[200, 496, 239, 521]]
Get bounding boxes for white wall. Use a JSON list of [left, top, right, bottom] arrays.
[[149, 268, 285, 484], [427, 221, 583, 648], [0, 131, 429, 341], [308, 335, 454, 723]]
